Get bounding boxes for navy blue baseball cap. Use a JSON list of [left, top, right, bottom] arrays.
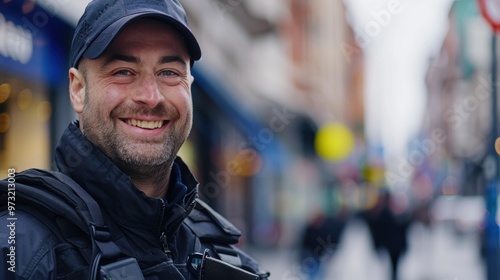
[[70, 0, 201, 68]]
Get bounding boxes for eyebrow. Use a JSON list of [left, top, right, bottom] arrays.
[[159, 56, 188, 70], [100, 54, 188, 70], [101, 54, 139, 70]]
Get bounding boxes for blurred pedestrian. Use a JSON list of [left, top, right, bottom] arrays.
[[362, 190, 410, 280], [298, 209, 347, 280]]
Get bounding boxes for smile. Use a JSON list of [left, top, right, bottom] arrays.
[[125, 119, 164, 129]]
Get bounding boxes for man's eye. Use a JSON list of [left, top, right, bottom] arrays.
[[159, 70, 178, 76], [115, 69, 132, 75]]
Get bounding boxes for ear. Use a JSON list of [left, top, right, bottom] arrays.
[[69, 67, 86, 114], [189, 74, 194, 86]]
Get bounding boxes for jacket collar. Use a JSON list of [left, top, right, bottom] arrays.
[[55, 120, 198, 233]]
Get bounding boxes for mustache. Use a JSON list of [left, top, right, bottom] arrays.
[[111, 104, 177, 119]]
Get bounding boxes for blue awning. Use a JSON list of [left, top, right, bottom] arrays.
[[192, 65, 285, 171], [192, 65, 262, 138]]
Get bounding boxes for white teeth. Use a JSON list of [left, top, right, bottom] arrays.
[[126, 119, 163, 129]]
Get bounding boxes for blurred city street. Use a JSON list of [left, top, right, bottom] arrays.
[[2, 0, 500, 279], [252, 218, 485, 280]]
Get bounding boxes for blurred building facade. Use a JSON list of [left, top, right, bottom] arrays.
[[423, 1, 497, 277], [424, 0, 492, 198], [0, 1, 74, 174]]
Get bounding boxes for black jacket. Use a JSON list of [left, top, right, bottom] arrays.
[[0, 121, 266, 279]]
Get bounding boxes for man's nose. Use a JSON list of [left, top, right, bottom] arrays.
[[133, 74, 165, 108]]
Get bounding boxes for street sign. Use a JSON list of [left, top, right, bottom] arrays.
[[479, 0, 500, 32]]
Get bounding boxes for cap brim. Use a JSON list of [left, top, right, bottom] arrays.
[[82, 11, 201, 62]]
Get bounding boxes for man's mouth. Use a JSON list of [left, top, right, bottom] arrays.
[[125, 119, 164, 129]]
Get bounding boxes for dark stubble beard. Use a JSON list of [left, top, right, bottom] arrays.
[[80, 88, 189, 186]]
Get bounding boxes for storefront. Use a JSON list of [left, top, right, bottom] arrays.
[[0, 1, 73, 174]]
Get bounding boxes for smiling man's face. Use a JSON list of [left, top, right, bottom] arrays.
[[69, 18, 193, 174]]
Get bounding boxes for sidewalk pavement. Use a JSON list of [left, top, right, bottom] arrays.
[[250, 218, 485, 280]]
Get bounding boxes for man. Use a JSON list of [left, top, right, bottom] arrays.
[[0, 0, 268, 279]]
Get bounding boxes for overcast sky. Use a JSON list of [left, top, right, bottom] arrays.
[[345, 0, 454, 177]]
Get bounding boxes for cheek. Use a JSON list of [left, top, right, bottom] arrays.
[[170, 88, 192, 116], [84, 86, 125, 118], [182, 94, 193, 116], [102, 82, 129, 101]]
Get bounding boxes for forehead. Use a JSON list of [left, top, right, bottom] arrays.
[[106, 18, 188, 56]]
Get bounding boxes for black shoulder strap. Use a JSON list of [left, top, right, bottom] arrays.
[[186, 199, 271, 279], [0, 169, 121, 261], [185, 199, 249, 268], [185, 198, 241, 244]]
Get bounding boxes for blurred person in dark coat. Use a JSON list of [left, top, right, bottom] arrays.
[[362, 190, 410, 280], [298, 208, 348, 280]]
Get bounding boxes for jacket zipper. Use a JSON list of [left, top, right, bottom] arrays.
[[157, 199, 171, 255], [159, 232, 171, 255], [164, 198, 197, 237], [158, 197, 197, 256]]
